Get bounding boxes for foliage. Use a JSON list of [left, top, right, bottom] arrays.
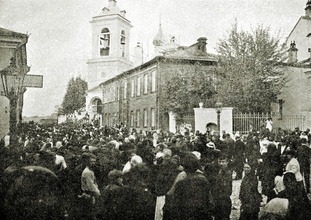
[[162, 62, 217, 123], [216, 23, 287, 113], [62, 77, 88, 115]]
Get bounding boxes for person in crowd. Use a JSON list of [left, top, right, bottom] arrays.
[[305, 128, 311, 146], [261, 143, 282, 202], [99, 169, 124, 219], [297, 138, 311, 193], [79, 152, 100, 219], [274, 172, 311, 220], [265, 117, 273, 132], [213, 153, 232, 220], [284, 149, 304, 190], [239, 163, 262, 220], [223, 133, 235, 160], [233, 135, 246, 180], [122, 153, 143, 173], [108, 163, 156, 220], [169, 153, 214, 220], [153, 148, 180, 220]]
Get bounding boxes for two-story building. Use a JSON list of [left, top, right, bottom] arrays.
[[99, 39, 217, 131], [86, 0, 217, 131]]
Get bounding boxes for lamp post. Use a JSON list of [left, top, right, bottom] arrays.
[[215, 101, 223, 134], [0, 57, 27, 135]]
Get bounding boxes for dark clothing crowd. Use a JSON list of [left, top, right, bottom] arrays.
[[0, 121, 311, 220]]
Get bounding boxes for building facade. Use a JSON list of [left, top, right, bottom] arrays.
[[99, 38, 217, 131], [272, 1, 311, 130], [0, 27, 30, 138], [85, 0, 217, 131]]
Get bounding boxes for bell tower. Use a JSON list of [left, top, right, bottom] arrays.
[[87, 0, 133, 89]]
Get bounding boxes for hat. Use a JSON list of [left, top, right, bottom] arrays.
[[55, 141, 62, 149], [206, 142, 216, 149], [130, 155, 143, 166], [108, 169, 123, 180], [191, 151, 201, 160]]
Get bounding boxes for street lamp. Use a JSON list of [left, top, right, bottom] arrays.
[[215, 101, 223, 134], [0, 57, 28, 134]]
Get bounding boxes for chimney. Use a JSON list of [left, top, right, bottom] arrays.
[[109, 0, 117, 8], [134, 42, 143, 66], [306, 0, 311, 17], [196, 37, 207, 55], [288, 41, 298, 64]]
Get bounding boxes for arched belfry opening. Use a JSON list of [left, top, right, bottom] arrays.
[[100, 28, 110, 56]]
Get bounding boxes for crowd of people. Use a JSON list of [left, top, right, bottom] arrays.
[[0, 120, 311, 220]]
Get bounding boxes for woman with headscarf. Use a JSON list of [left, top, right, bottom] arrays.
[[276, 172, 311, 220]]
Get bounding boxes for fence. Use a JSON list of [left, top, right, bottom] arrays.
[[180, 112, 306, 135], [233, 112, 270, 134], [233, 113, 307, 134], [277, 114, 306, 131]]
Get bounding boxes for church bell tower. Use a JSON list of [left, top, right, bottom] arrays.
[[87, 0, 133, 89]]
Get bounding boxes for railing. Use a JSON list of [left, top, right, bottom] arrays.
[[176, 113, 306, 135], [279, 114, 306, 131], [233, 112, 270, 134]]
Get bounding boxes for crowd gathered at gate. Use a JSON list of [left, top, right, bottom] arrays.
[[0, 120, 311, 220]]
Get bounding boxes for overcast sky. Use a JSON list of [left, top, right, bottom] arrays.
[[0, 0, 307, 116]]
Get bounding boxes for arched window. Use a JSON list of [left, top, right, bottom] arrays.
[[91, 98, 102, 114], [99, 28, 110, 56]]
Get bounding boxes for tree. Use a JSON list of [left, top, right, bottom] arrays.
[[61, 77, 88, 115], [162, 62, 217, 123], [216, 23, 287, 113]]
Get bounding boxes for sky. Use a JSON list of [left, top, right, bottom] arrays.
[[0, 0, 308, 117]]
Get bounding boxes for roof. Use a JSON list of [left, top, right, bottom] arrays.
[[286, 16, 311, 41], [99, 54, 217, 87], [96, 38, 218, 88], [163, 44, 218, 61], [0, 27, 28, 38]]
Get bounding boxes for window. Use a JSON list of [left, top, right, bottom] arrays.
[[123, 81, 127, 99], [121, 30, 126, 57], [99, 28, 110, 56], [116, 85, 119, 101], [144, 74, 148, 94], [130, 111, 134, 127], [151, 71, 156, 92], [136, 110, 140, 127], [144, 109, 148, 127], [131, 79, 135, 97], [137, 76, 141, 96], [151, 108, 155, 127]]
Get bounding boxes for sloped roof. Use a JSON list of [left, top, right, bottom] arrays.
[[95, 38, 218, 89], [0, 27, 28, 38], [286, 16, 311, 41], [162, 42, 218, 62]]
